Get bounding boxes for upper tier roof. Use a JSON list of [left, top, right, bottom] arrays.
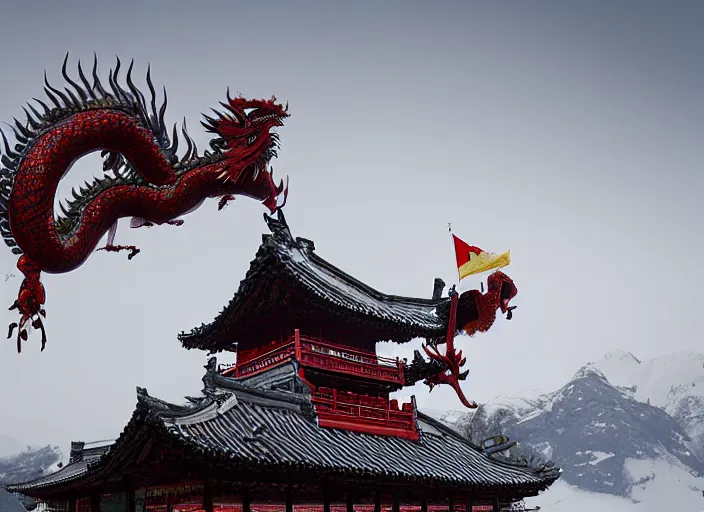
[[7, 359, 559, 499], [178, 211, 457, 353]]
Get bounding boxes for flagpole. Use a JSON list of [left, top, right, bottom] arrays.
[[448, 222, 460, 288]]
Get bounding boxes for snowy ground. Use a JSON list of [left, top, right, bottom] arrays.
[[526, 456, 704, 512], [525, 480, 637, 512]]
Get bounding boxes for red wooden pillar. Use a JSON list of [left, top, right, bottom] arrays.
[[242, 485, 251, 512], [397, 357, 405, 385], [203, 479, 214, 512], [323, 483, 331, 512], [90, 494, 101, 512], [126, 489, 136, 512], [294, 329, 302, 360]]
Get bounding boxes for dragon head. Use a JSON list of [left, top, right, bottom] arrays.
[[491, 270, 518, 316], [203, 92, 290, 213], [456, 270, 518, 335]]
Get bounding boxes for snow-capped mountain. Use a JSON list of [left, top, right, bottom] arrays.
[[589, 350, 704, 462], [471, 365, 703, 494], [426, 350, 704, 510]]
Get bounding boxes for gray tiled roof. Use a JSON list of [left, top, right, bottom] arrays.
[[7, 443, 111, 493], [8, 459, 90, 491], [164, 388, 557, 488], [8, 364, 559, 497], [178, 211, 453, 352]]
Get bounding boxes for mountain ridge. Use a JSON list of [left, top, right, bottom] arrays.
[[422, 350, 704, 510]]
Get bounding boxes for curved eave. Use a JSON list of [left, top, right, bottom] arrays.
[[4, 388, 201, 499], [8, 376, 559, 499], [178, 220, 453, 353]]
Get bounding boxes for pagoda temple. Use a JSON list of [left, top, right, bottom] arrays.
[[6, 211, 559, 512]]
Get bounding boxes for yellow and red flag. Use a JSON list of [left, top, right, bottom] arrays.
[[453, 234, 511, 280]]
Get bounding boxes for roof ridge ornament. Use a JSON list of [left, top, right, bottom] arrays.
[[202, 357, 219, 394], [263, 208, 295, 244]]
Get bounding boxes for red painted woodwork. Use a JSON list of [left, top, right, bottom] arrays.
[[208, 506, 467, 512], [220, 329, 417, 440], [311, 388, 419, 441], [145, 481, 204, 511], [222, 331, 404, 385]]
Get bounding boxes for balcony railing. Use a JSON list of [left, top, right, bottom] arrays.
[[296, 334, 405, 385], [311, 387, 415, 433], [223, 330, 405, 385]]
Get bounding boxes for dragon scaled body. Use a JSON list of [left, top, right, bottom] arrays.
[[0, 54, 289, 352]]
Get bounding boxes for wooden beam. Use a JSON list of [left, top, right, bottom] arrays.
[[243, 486, 251, 512], [203, 479, 214, 512], [90, 494, 101, 512], [122, 476, 136, 512], [286, 486, 294, 512], [323, 483, 331, 512], [346, 488, 354, 512], [125, 488, 136, 512]]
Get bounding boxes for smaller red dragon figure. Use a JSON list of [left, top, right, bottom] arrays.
[[422, 271, 518, 408], [0, 54, 289, 352]]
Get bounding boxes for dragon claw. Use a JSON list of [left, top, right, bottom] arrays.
[[8, 257, 47, 353], [218, 195, 236, 211], [97, 244, 141, 260]]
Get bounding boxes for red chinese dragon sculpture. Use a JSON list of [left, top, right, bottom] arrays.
[[416, 272, 518, 408], [0, 54, 289, 352]]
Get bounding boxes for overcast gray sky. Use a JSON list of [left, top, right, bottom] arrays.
[[0, 0, 702, 452]]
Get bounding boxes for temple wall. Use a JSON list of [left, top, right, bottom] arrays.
[[29, 483, 503, 512]]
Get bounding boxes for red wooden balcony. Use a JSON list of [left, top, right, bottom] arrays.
[[311, 388, 419, 441], [221, 330, 405, 385]]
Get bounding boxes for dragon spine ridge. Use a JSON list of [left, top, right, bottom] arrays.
[[0, 53, 239, 250], [1, 52, 289, 352]]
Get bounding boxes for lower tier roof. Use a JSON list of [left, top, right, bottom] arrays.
[[8, 359, 559, 498]]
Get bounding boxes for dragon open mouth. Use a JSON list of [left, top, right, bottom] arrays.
[[500, 280, 518, 320], [205, 97, 289, 214]]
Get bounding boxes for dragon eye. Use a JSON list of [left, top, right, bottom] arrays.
[[243, 108, 258, 117]]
